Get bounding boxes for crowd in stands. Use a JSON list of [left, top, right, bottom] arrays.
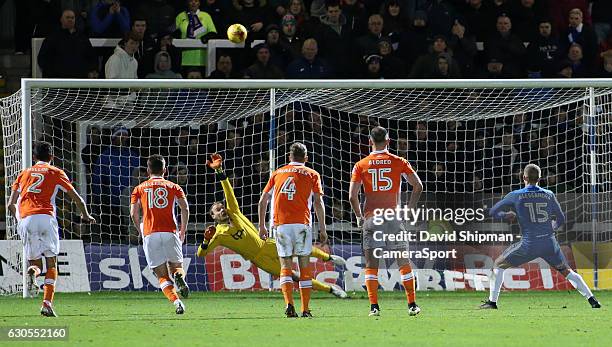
[[26, 0, 612, 79]]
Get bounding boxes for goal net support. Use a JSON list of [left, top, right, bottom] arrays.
[[1, 79, 611, 297]]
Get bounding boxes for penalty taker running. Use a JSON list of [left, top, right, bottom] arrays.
[[130, 155, 190, 314], [481, 164, 601, 310], [8, 141, 96, 317], [197, 154, 347, 299], [349, 126, 424, 317], [258, 143, 329, 318]]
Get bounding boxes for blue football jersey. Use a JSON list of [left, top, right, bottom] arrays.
[[490, 185, 565, 241]]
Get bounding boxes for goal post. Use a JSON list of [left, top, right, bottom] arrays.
[[2, 78, 611, 297]]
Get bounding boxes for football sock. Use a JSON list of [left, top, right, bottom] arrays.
[[399, 264, 416, 304], [489, 267, 505, 302], [566, 270, 594, 299], [312, 279, 330, 293], [310, 247, 329, 261], [159, 277, 179, 303], [43, 267, 57, 304], [28, 265, 41, 277], [280, 268, 294, 306], [299, 266, 313, 313], [365, 268, 379, 305]]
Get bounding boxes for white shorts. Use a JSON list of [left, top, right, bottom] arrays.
[[18, 214, 60, 260], [143, 232, 183, 269], [275, 224, 312, 257]]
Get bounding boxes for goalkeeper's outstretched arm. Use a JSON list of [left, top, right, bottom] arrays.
[[207, 153, 240, 213]]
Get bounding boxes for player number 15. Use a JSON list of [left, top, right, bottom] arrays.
[[368, 168, 393, 192]]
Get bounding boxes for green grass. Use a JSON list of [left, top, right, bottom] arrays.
[[0, 291, 610, 347]]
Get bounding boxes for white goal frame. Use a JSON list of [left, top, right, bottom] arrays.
[[16, 78, 611, 297]]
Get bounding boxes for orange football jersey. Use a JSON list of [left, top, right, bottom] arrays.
[[131, 177, 186, 236], [351, 149, 415, 218], [12, 161, 75, 218], [263, 162, 323, 226]]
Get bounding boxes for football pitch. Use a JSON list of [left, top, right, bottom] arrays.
[[0, 291, 610, 347]]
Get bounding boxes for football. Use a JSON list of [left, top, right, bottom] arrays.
[[227, 23, 247, 43]]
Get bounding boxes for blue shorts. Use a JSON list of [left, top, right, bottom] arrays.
[[500, 237, 568, 270]]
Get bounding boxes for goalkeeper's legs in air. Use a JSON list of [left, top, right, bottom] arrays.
[[310, 245, 347, 267], [169, 262, 189, 299], [37, 257, 58, 317], [396, 258, 420, 316], [153, 264, 185, 314]]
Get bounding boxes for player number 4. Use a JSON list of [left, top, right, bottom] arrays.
[[368, 168, 393, 192], [525, 202, 549, 223], [280, 177, 296, 200], [144, 187, 169, 209]]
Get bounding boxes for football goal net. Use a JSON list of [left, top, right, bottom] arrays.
[[1, 79, 611, 297]]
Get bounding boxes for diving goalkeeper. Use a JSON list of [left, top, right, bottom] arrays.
[[197, 154, 347, 298]]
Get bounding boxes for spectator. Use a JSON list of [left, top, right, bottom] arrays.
[[131, 17, 156, 78], [208, 54, 243, 78], [81, 125, 104, 196], [265, 24, 294, 71], [425, 0, 455, 36], [555, 59, 574, 78], [354, 14, 384, 60], [91, 126, 140, 239], [316, 1, 353, 78], [90, 0, 131, 38], [184, 67, 203, 78], [428, 53, 461, 78], [398, 10, 430, 68], [145, 51, 182, 78], [286, 0, 310, 35], [549, 0, 591, 33], [526, 18, 560, 77], [561, 8, 598, 67], [447, 19, 477, 77], [202, 0, 230, 34], [135, 0, 175, 37], [105, 31, 140, 78], [485, 14, 526, 78], [153, 31, 182, 74], [244, 44, 285, 79], [286, 38, 333, 78], [599, 51, 612, 77], [361, 54, 383, 79], [382, 0, 407, 44], [38, 9, 96, 78], [566, 43, 591, 77], [509, 0, 546, 43], [341, 0, 367, 34], [378, 37, 405, 78], [280, 14, 303, 58], [410, 35, 460, 78], [462, 0, 493, 42], [480, 56, 513, 78], [234, 0, 267, 39], [591, 0, 612, 43], [176, 0, 217, 70]]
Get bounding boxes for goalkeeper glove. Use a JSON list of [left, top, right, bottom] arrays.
[[207, 153, 223, 171], [204, 225, 216, 241]]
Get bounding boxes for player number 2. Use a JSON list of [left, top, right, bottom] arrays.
[[26, 173, 45, 194], [368, 168, 393, 191], [280, 177, 296, 200], [525, 202, 549, 223], [144, 188, 169, 209]]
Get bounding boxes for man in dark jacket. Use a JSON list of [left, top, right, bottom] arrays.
[[526, 18, 560, 77], [244, 44, 284, 79], [286, 38, 333, 78], [38, 9, 96, 78], [484, 14, 526, 78], [316, 1, 352, 78], [561, 8, 598, 67]]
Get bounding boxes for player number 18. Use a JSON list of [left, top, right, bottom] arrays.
[[144, 187, 169, 209]]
